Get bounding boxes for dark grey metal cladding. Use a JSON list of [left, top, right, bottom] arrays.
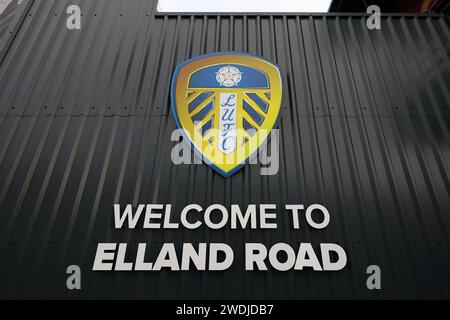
[[0, 0, 157, 116], [0, 1, 19, 43], [0, 2, 448, 117], [0, 114, 449, 299], [0, 0, 449, 299]]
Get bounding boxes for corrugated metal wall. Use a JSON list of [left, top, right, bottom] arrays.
[[0, 0, 449, 299], [0, 1, 18, 44]]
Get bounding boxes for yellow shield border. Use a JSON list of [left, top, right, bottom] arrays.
[[170, 52, 283, 177]]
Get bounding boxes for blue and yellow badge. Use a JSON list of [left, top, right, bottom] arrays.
[[171, 52, 282, 177]]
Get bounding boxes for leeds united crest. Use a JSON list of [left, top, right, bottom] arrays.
[[171, 52, 282, 177]]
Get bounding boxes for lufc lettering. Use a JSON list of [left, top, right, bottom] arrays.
[[92, 204, 348, 272], [219, 93, 237, 154]]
